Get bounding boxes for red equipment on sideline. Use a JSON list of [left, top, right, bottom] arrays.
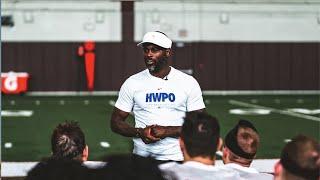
[[1, 72, 29, 94], [78, 41, 95, 91]]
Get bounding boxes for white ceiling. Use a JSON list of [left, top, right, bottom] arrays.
[[2, 0, 320, 4], [142, 0, 320, 3]]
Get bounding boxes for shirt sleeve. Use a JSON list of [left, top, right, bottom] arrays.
[[186, 77, 205, 112], [115, 79, 134, 112]]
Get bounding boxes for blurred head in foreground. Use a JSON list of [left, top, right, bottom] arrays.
[[51, 121, 88, 162], [223, 119, 260, 167], [92, 154, 166, 180], [25, 158, 89, 180], [180, 111, 222, 164], [274, 134, 320, 180]]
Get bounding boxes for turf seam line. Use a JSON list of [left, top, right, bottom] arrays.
[[229, 100, 320, 122]]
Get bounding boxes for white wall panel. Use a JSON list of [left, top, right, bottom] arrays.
[[135, 2, 320, 42], [2, 1, 319, 42], [1, 1, 121, 42]]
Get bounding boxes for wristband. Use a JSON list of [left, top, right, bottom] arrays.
[[135, 128, 142, 138]]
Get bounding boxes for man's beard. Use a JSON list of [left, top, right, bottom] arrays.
[[147, 57, 168, 73]]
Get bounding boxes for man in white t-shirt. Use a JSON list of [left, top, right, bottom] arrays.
[[222, 120, 273, 180], [159, 112, 242, 180], [110, 31, 205, 162]]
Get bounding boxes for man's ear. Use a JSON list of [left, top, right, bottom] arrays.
[[222, 146, 229, 164], [179, 137, 189, 161], [179, 137, 185, 152], [82, 145, 89, 162], [274, 161, 283, 180], [166, 49, 171, 57], [217, 138, 223, 151]]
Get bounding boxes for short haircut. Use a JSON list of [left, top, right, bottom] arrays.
[[181, 112, 220, 159], [25, 158, 89, 180], [225, 119, 260, 160], [51, 121, 86, 161], [280, 134, 320, 180]]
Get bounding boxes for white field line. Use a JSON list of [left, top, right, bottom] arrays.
[[25, 90, 320, 96], [229, 100, 320, 122], [1, 159, 278, 177], [1, 110, 33, 117]]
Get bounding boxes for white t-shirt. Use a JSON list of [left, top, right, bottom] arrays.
[[221, 163, 274, 180], [159, 161, 243, 180], [115, 67, 205, 161]]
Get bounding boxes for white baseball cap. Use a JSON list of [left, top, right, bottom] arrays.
[[137, 31, 172, 49]]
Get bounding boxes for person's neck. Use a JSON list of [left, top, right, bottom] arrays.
[[185, 156, 215, 166], [150, 66, 171, 79], [228, 160, 251, 167]]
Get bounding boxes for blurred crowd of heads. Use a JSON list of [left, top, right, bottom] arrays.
[[26, 112, 319, 180]]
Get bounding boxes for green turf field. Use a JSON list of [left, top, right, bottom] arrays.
[[2, 94, 319, 161]]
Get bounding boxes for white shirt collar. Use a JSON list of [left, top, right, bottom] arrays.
[[183, 161, 219, 171], [146, 66, 174, 80], [224, 163, 259, 173]]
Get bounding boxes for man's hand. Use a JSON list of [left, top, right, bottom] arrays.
[[150, 125, 167, 139], [151, 125, 182, 139], [138, 125, 161, 144]]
